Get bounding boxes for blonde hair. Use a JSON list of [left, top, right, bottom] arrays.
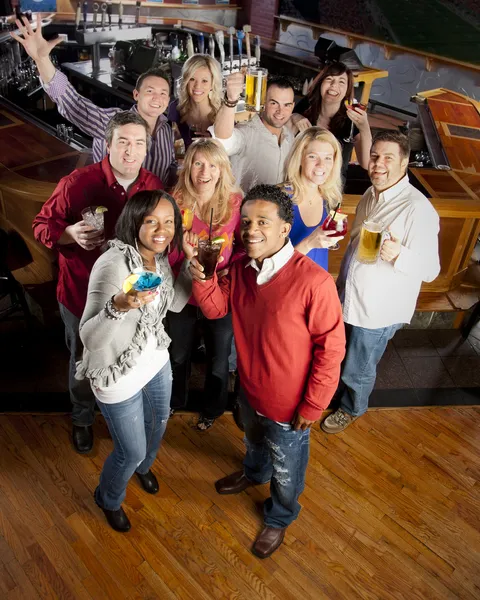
[[177, 55, 223, 125], [284, 127, 343, 210], [173, 138, 240, 229]]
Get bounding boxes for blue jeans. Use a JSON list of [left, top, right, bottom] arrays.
[[95, 361, 172, 510], [239, 390, 310, 529], [340, 323, 402, 417], [59, 303, 96, 427]]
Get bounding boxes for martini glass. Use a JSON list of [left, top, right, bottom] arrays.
[[344, 99, 367, 143]]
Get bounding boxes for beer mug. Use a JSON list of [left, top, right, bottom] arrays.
[[245, 67, 268, 112], [357, 220, 390, 264]]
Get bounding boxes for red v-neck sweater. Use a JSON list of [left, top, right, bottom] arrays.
[[192, 251, 346, 422]]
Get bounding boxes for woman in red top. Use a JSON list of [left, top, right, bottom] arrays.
[[169, 138, 243, 430]]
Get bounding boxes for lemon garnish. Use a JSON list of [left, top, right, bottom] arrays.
[[211, 236, 225, 245], [122, 274, 139, 293], [329, 211, 346, 223], [95, 206, 108, 214]]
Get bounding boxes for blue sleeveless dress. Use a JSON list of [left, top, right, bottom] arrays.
[[290, 203, 329, 270]]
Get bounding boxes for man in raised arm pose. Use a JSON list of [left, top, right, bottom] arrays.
[[12, 14, 176, 185], [190, 184, 345, 558], [209, 74, 295, 191], [33, 112, 163, 454]]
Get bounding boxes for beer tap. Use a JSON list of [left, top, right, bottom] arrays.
[[186, 34, 194, 58], [228, 26, 235, 70], [100, 3, 107, 31], [208, 33, 215, 58], [82, 0, 88, 30], [214, 30, 225, 69], [135, 0, 141, 27], [243, 25, 251, 64], [106, 0, 112, 29], [255, 35, 261, 64], [118, 0, 123, 29], [236, 29, 244, 63], [92, 2, 99, 32], [75, 1, 81, 29], [197, 32, 204, 55]]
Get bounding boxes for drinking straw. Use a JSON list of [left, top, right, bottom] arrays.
[[332, 203, 340, 220], [208, 207, 214, 241]]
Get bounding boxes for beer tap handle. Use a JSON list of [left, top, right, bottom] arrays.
[[228, 26, 235, 69], [100, 3, 107, 31], [214, 30, 225, 68], [82, 0, 88, 30], [197, 32, 204, 55], [243, 24, 251, 63], [236, 30, 244, 61], [255, 35, 261, 64], [106, 0, 112, 29], [118, 0, 123, 29], [186, 34, 194, 58], [135, 0, 141, 26], [92, 2, 99, 32], [208, 34, 215, 58], [75, 1, 81, 29]]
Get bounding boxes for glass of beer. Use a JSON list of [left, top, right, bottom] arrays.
[[245, 67, 268, 112], [357, 220, 389, 264]]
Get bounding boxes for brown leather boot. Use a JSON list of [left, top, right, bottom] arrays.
[[215, 470, 257, 495], [252, 527, 286, 558]]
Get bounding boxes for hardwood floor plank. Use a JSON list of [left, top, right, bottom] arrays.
[[0, 411, 479, 599]]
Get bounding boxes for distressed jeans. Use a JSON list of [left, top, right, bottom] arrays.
[[340, 323, 403, 417], [95, 361, 172, 511], [239, 390, 310, 529]]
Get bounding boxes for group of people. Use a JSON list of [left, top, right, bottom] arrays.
[[15, 16, 440, 559]]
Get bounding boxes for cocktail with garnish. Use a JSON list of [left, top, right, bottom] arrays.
[[197, 236, 224, 279], [81, 205, 108, 234], [344, 99, 367, 143], [123, 270, 163, 294], [321, 209, 348, 250], [181, 207, 194, 231]]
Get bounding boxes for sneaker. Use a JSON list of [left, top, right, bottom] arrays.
[[321, 408, 357, 434]]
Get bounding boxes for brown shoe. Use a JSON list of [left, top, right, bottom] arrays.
[[252, 527, 286, 559], [321, 408, 357, 434], [215, 470, 257, 495]]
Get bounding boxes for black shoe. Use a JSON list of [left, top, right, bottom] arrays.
[[94, 488, 131, 532], [72, 425, 93, 454], [136, 470, 159, 494]]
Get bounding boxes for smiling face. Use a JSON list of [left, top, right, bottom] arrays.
[[240, 199, 291, 264], [320, 73, 349, 105], [107, 123, 147, 180], [190, 150, 220, 195], [262, 85, 295, 130], [137, 198, 176, 260], [301, 140, 335, 187], [187, 66, 212, 105], [368, 140, 409, 193], [133, 75, 170, 121]]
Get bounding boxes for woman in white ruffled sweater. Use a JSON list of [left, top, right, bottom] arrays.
[[77, 189, 195, 532]]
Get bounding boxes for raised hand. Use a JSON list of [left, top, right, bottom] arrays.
[[11, 14, 63, 63], [112, 289, 158, 312], [182, 230, 198, 262], [225, 71, 244, 103], [307, 226, 343, 250]]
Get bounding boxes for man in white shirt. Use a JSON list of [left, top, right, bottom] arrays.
[[208, 74, 295, 191], [322, 130, 440, 434]]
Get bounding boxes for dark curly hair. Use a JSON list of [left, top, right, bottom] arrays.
[[241, 185, 294, 225], [115, 190, 183, 253]]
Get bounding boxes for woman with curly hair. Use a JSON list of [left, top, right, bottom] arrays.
[[168, 54, 223, 149], [281, 127, 344, 270], [168, 137, 243, 430]]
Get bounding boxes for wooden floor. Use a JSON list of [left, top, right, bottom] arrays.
[[0, 409, 480, 599]]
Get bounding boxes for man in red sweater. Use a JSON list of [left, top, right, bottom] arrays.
[[33, 111, 163, 454], [191, 184, 345, 558]]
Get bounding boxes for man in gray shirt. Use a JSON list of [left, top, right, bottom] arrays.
[[209, 75, 295, 192]]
